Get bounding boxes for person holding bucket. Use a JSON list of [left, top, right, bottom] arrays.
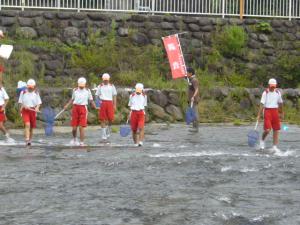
[[257, 78, 284, 151], [128, 83, 147, 147], [64, 77, 97, 146], [186, 67, 200, 132], [18, 79, 42, 146], [0, 84, 14, 143], [95, 73, 117, 141]]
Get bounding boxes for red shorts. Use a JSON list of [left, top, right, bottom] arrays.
[[264, 108, 280, 131], [99, 100, 114, 122], [21, 108, 37, 128], [130, 110, 145, 132], [71, 105, 88, 127], [0, 106, 6, 122]]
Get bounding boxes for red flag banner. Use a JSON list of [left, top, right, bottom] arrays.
[[162, 34, 187, 79]]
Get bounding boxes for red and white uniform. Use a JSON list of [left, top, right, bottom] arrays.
[[71, 88, 93, 127], [95, 83, 117, 122], [260, 89, 283, 131], [0, 87, 9, 122], [18, 89, 42, 128], [128, 93, 147, 132]]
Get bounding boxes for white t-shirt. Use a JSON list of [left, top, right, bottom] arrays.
[[0, 87, 9, 106], [72, 88, 93, 105], [95, 83, 117, 101], [260, 89, 283, 108], [18, 90, 42, 108], [128, 93, 147, 111]]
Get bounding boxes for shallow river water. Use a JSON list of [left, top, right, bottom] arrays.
[[0, 124, 299, 225]]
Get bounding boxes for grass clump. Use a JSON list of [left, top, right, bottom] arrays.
[[213, 25, 248, 57]]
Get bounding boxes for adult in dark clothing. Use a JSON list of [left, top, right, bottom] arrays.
[[186, 67, 200, 132]]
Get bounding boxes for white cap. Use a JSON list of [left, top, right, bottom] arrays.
[[78, 77, 87, 86], [0, 30, 4, 38], [102, 73, 110, 80], [135, 83, 144, 93], [27, 79, 36, 87], [17, 81, 27, 89], [268, 78, 277, 86]]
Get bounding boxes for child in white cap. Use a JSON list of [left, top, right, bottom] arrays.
[[64, 77, 97, 146], [257, 78, 284, 151], [95, 73, 117, 141], [18, 79, 42, 146], [128, 83, 147, 147], [0, 83, 14, 143]]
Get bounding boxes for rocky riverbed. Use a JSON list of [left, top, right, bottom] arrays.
[[0, 124, 299, 225]]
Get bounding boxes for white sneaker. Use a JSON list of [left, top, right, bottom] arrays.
[[271, 145, 280, 153], [70, 138, 79, 146], [79, 142, 85, 146], [259, 140, 265, 150], [5, 134, 15, 144], [134, 143, 139, 147], [102, 134, 107, 140], [106, 127, 111, 138], [102, 128, 107, 140], [138, 141, 143, 147]]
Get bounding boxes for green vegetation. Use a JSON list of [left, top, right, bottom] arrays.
[[275, 53, 300, 88], [256, 21, 272, 34], [213, 25, 248, 57], [0, 22, 299, 126]]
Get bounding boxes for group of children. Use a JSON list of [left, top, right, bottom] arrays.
[[0, 74, 147, 147]]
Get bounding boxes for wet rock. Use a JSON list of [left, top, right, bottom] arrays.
[[148, 103, 173, 121], [16, 27, 37, 39], [57, 12, 72, 19], [43, 12, 56, 20], [73, 13, 86, 20], [0, 10, 16, 17], [148, 29, 161, 39], [240, 98, 252, 109], [87, 13, 109, 21], [210, 87, 229, 100], [286, 33, 296, 41], [161, 22, 174, 30], [131, 15, 146, 22], [18, 17, 33, 27], [149, 16, 163, 23], [34, 17, 44, 26], [164, 16, 179, 23], [64, 27, 79, 38], [188, 23, 200, 32], [258, 34, 269, 42], [117, 27, 129, 37], [249, 33, 258, 40], [282, 89, 299, 99], [131, 33, 149, 46], [248, 39, 261, 49], [244, 19, 258, 25], [183, 17, 198, 24], [229, 18, 243, 25], [149, 90, 168, 107], [45, 60, 63, 71], [168, 92, 180, 106], [200, 25, 214, 32], [271, 20, 282, 27], [1, 17, 16, 26], [198, 18, 211, 26], [165, 105, 183, 121]]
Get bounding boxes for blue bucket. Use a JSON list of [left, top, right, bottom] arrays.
[[44, 124, 54, 136], [120, 124, 131, 137], [185, 107, 196, 125], [95, 98, 101, 108], [247, 130, 259, 147]]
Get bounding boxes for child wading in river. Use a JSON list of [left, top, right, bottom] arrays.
[[128, 83, 147, 147]]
